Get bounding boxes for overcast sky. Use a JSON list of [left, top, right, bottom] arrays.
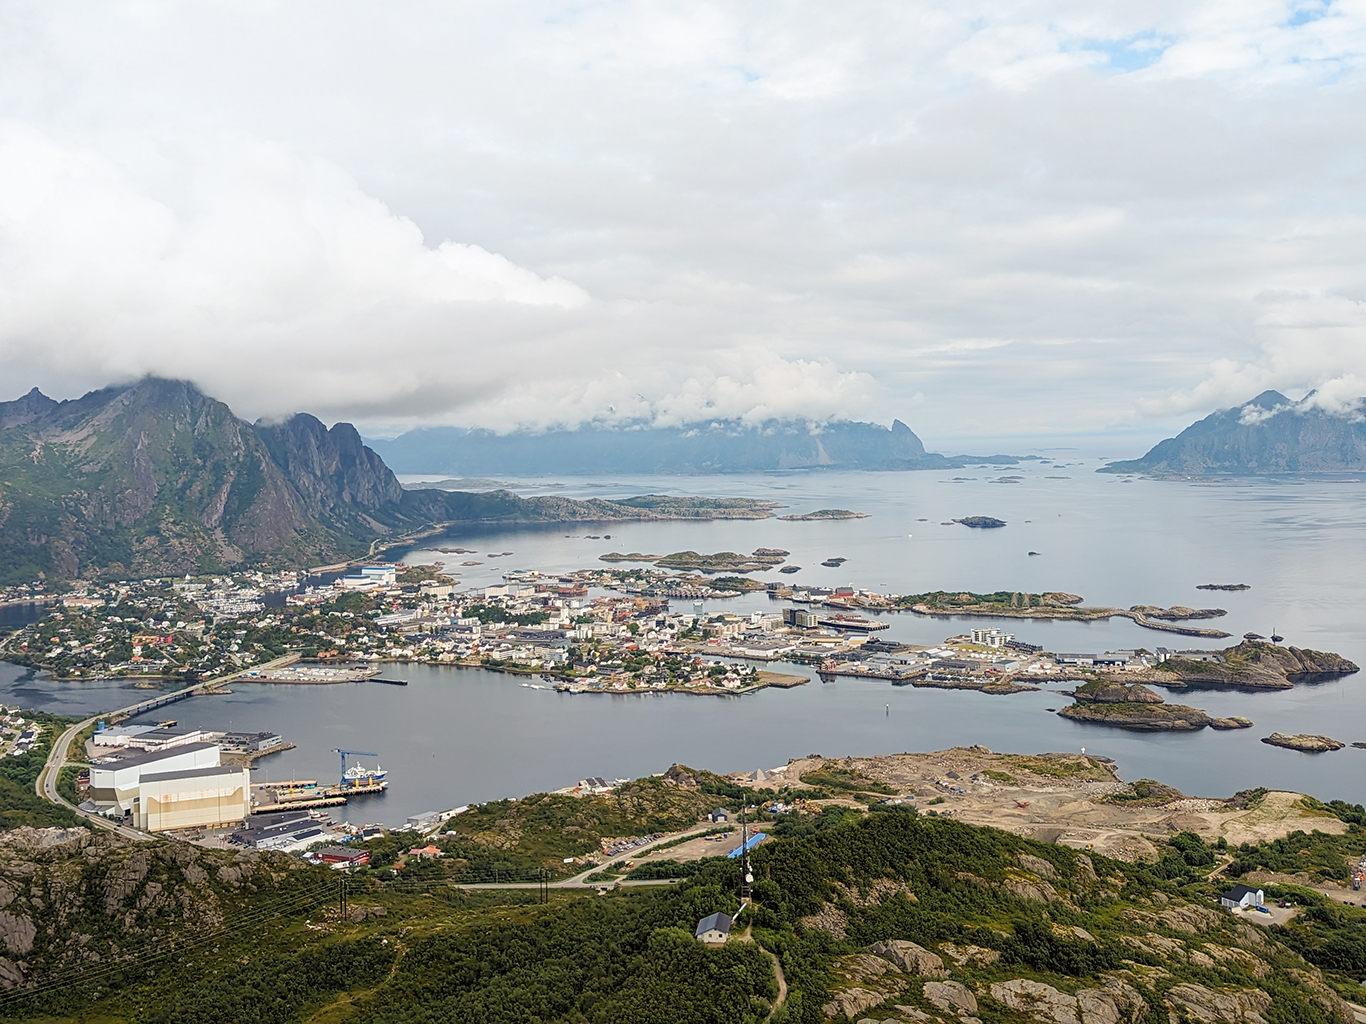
[[1, 2, 1364, 444]]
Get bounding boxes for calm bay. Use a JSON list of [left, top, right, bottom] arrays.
[[4, 456, 1365, 824]]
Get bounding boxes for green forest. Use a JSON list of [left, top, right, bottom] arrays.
[[3, 800, 1363, 1024]]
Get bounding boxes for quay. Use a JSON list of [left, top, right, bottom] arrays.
[[251, 777, 386, 813], [241, 664, 378, 684]]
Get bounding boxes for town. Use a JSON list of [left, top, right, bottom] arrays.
[[0, 561, 1195, 698]]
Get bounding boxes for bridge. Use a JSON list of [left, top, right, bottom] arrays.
[[34, 653, 301, 841]]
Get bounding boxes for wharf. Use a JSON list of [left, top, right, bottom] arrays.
[[242, 665, 379, 684], [253, 796, 349, 813], [251, 778, 386, 808], [221, 742, 296, 766]]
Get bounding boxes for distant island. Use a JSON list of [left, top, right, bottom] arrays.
[[366, 417, 1032, 476], [776, 509, 869, 521], [954, 516, 1006, 528], [1100, 390, 1366, 475], [1198, 583, 1251, 591]]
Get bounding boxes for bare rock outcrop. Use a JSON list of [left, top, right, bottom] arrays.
[[0, 912, 36, 955], [938, 943, 1001, 968], [989, 978, 1146, 1024], [1018, 853, 1059, 878], [923, 980, 977, 1015], [822, 987, 887, 1019], [1162, 983, 1271, 1022], [868, 939, 944, 976], [1209, 717, 1253, 730]]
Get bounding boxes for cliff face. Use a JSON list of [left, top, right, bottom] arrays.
[[256, 414, 404, 519], [0, 826, 314, 994], [1102, 390, 1366, 475]]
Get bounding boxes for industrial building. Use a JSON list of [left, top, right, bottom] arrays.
[[88, 740, 253, 833], [231, 810, 329, 851], [87, 742, 221, 814], [92, 724, 215, 751], [219, 731, 285, 753], [134, 764, 251, 832]]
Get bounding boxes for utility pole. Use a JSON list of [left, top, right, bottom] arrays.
[[338, 876, 348, 918], [741, 803, 753, 903]]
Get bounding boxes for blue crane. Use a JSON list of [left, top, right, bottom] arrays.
[[331, 748, 379, 783]]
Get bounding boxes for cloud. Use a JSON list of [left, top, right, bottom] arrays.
[[2, 2, 1366, 439]]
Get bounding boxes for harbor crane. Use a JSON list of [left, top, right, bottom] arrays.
[[331, 748, 378, 781]]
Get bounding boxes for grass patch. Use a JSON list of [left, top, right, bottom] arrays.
[[798, 766, 896, 795]]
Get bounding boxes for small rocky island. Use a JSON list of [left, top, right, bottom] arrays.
[[1197, 583, 1251, 591], [777, 509, 869, 521], [599, 548, 789, 573], [953, 516, 1007, 528], [1057, 680, 1219, 732], [1261, 733, 1346, 753]]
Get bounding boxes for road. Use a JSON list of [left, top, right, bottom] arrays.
[[33, 653, 301, 841], [453, 824, 724, 889]]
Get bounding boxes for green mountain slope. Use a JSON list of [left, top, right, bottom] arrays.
[[0, 379, 781, 583], [4, 802, 1359, 1023]]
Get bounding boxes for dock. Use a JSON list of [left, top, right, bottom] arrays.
[[250, 776, 386, 813], [817, 614, 890, 631], [372, 677, 408, 686]]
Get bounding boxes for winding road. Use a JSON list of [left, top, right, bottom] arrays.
[[33, 654, 302, 840]]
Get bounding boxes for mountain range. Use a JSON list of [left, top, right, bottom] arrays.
[[0, 379, 773, 583], [367, 418, 982, 475], [1101, 390, 1366, 476]]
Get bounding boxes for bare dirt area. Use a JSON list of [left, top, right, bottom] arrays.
[[632, 830, 740, 865], [716, 747, 1351, 864]]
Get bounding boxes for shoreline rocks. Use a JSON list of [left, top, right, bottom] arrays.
[[953, 516, 1006, 528], [1261, 733, 1345, 753], [1210, 716, 1254, 730], [1160, 641, 1358, 691], [1059, 702, 1213, 731]]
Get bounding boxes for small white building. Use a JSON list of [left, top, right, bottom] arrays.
[[1219, 884, 1265, 910], [695, 912, 734, 944]]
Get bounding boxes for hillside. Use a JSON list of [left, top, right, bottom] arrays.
[[3, 800, 1361, 1023], [0, 379, 780, 583], [1101, 390, 1366, 475], [367, 418, 1024, 475]]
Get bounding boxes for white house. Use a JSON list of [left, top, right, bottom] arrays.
[[695, 912, 734, 944], [1219, 884, 1264, 910]]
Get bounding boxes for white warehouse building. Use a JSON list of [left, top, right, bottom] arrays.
[[134, 765, 251, 832], [88, 742, 222, 814]]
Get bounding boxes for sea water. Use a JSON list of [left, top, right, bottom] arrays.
[[4, 456, 1365, 823]]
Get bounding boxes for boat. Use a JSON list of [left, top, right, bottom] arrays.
[[341, 762, 389, 788]]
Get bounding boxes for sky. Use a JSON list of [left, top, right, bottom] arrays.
[[1, 1, 1365, 444]]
